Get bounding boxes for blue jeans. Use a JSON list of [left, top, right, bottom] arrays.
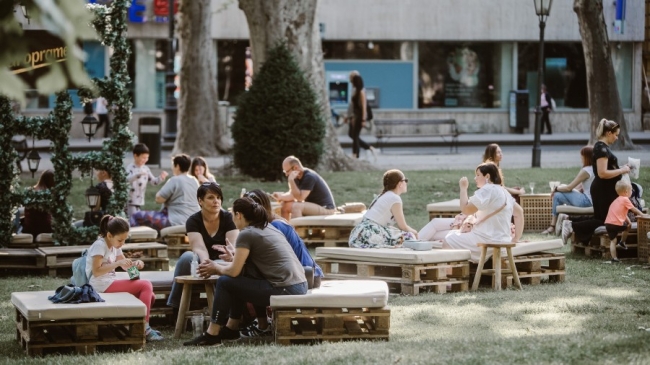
[[552, 191, 592, 216], [166, 251, 194, 308], [211, 275, 307, 325]]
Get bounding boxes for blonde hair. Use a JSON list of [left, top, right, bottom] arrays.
[[614, 180, 631, 195], [596, 119, 619, 138]]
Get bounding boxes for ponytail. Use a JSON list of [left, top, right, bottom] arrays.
[[233, 197, 269, 229], [596, 118, 619, 137], [98, 215, 130, 238]]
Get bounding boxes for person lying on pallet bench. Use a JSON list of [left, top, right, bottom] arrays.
[[184, 197, 307, 346], [130, 154, 199, 231], [87, 215, 163, 341], [167, 182, 239, 317], [349, 169, 418, 248], [444, 162, 524, 262], [272, 155, 336, 220]]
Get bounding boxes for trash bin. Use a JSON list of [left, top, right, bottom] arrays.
[[138, 117, 161, 167], [509, 90, 529, 132]]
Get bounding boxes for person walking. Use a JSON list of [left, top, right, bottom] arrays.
[[540, 84, 553, 135]]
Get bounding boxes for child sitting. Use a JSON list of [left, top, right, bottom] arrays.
[[126, 143, 168, 217], [604, 180, 648, 262]]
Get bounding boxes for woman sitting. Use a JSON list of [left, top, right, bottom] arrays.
[[444, 162, 524, 262], [189, 156, 217, 184], [349, 169, 418, 248], [22, 169, 55, 236], [541, 146, 594, 235], [167, 182, 239, 312], [483, 143, 525, 199], [184, 197, 308, 346]]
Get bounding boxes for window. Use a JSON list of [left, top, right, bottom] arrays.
[[323, 41, 412, 60]]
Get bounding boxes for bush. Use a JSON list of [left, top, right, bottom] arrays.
[[232, 43, 325, 181]]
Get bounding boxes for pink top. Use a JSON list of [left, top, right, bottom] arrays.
[[605, 196, 634, 226]]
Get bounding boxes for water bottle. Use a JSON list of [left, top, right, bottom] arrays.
[[190, 253, 199, 278]]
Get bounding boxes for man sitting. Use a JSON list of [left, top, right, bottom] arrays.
[[272, 156, 336, 220]]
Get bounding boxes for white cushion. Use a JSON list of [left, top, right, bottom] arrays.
[[160, 225, 186, 238], [511, 239, 563, 256], [556, 205, 594, 215], [115, 271, 173, 287], [12, 291, 146, 321], [315, 247, 471, 264], [270, 280, 388, 308], [11, 233, 33, 244], [290, 213, 364, 227], [129, 226, 158, 240], [426, 199, 461, 212], [35, 233, 53, 242]]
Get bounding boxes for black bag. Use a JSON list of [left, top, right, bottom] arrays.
[[83, 210, 104, 227], [48, 284, 104, 304]]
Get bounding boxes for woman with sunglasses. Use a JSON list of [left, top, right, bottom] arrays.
[[349, 169, 418, 248], [184, 197, 307, 346], [166, 182, 239, 314]]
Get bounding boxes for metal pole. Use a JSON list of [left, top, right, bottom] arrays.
[[532, 19, 545, 168], [163, 0, 178, 142]]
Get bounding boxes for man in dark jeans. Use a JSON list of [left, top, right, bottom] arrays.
[[540, 84, 553, 134]]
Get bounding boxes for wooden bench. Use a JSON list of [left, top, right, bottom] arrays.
[[427, 199, 461, 220], [315, 246, 470, 295], [12, 291, 146, 356], [638, 217, 650, 263], [571, 224, 638, 260], [160, 225, 190, 258], [0, 248, 46, 273], [290, 213, 364, 247], [271, 280, 390, 345], [374, 119, 460, 153]]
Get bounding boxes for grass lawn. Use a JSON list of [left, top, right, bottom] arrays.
[[3, 167, 650, 364]]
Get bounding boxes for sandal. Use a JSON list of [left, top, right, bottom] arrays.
[[540, 226, 554, 235]]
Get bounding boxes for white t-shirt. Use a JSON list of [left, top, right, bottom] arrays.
[[86, 237, 122, 292], [95, 97, 108, 115], [581, 166, 595, 203], [468, 183, 514, 243], [364, 191, 402, 226]]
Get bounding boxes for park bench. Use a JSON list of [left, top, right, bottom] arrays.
[[374, 119, 460, 153], [160, 225, 190, 258], [290, 213, 364, 247]]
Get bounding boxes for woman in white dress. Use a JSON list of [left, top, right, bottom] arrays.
[[444, 162, 524, 261]]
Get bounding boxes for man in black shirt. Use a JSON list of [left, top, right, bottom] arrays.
[[272, 156, 336, 220]]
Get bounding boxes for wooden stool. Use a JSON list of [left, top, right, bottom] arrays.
[[173, 275, 218, 339], [472, 243, 522, 291]]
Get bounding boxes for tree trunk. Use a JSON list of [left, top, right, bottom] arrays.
[[174, 0, 231, 156], [238, 0, 371, 171], [574, 0, 635, 149]]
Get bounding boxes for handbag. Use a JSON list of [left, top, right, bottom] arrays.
[[451, 188, 508, 233]]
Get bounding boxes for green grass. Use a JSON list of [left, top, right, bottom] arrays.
[[4, 167, 650, 364]]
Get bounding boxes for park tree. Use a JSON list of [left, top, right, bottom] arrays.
[[238, 0, 371, 171], [174, 0, 230, 156], [574, 0, 635, 149]]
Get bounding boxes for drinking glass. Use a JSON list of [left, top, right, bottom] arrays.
[[529, 182, 535, 194]]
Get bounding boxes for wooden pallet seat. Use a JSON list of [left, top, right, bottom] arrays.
[[426, 199, 460, 219], [290, 213, 364, 247], [11, 233, 34, 245], [556, 205, 594, 216], [12, 291, 146, 356], [270, 280, 390, 345], [315, 247, 470, 295], [160, 225, 189, 257], [128, 226, 158, 242]]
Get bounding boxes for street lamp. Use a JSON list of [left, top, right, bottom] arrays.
[[163, 0, 178, 142], [81, 114, 99, 142], [532, 0, 553, 168], [27, 136, 40, 178]]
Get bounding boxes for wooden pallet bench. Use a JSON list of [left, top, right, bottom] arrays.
[[0, 248, 46, 273], [160, 225, 190, 258], [571, 225, 638, 260], [116, 270, 175, 324], [12, 291, 146, 356], [271, 280, 390, 345], [290, 213, 363, 247], [471, 239, 565, 288], [638, 217, 650, 263], [127, 226, 158, 243], [315, 246, 470, 295], [427, 199, 460, 220]]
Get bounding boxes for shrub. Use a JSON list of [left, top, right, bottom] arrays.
[[231, 42, 325, 181]]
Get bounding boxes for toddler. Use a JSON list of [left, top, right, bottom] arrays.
[[604, 180, 648, 262], [126, 143, 168, 217]]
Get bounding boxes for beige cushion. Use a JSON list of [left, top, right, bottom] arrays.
[[290, 213, 364, 227], [160, 225, 186, 238], [115, 271, 173, 287], [12, 291, 146, 321], [426, 199, 461, 212], [129, 226, 158, 240], [11, 233, 33, 244], [35, 233, 53, 242], [511, 239, 563, 256], [556, 205, 594, 215], [270, 280, 388, 308], [316, 247, 471, 264]]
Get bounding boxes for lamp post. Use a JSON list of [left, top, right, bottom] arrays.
[[532, 0, 553, 168], [26, 137, 40, 178], [81, 114, 99, 142], [163, 0, 178, 142]]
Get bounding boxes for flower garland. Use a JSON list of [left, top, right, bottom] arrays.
[[0, 0, 133, 246]]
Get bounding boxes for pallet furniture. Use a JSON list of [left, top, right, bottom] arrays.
[[315, 246, 470, 295], [0, 248, 46, 273], [160, 225, 189, 258], [116, 271, 174, 322], [374, 119, 461, 153], [426, 199, 460, 220], [519, 194, 552, 232], [471, 239, 565, 289], [8, 233, 55, 249], [128, 226, 158, 243], [472, 242, 522, 291], [571, 224, 638, 260], [173, 275, 217, 339], [556, 205, 594, 218], [290, 213, 363, 247], [271, 280, 390, 345], [639, 217, 650, 262], [12, 291, 146, 356]]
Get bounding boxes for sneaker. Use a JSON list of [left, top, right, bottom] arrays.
[[561, 220, 573, 245], [541, 226, 554, 235], [219, 326, 241, 342], [146, 329, 164, 342], [555, 213, 568, 236], [368, 146, 377, 163], [183, 332, 221, 346], [617, 241, 628, 250], [611, 258, 620, 263], [240, 322, 272, 338]]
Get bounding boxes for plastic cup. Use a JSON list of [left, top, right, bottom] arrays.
[[191, 314, 204, 337]]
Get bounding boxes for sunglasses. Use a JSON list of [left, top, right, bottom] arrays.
[[201, 182, 221, 188]]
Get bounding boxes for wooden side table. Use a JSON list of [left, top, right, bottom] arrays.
[[638, 217, 650, 263], [173, 275, 218, 339], [519, 194, 552, 232], [472, 242, 522, 291]]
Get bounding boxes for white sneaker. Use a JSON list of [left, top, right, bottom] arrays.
[[555, 213, 568, 236], [368, 146, 377, 163], [561, 220, 573, 245]]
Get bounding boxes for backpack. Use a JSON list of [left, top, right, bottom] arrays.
[[70, 249, 90, 286], [628, 182, 644, 222]]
